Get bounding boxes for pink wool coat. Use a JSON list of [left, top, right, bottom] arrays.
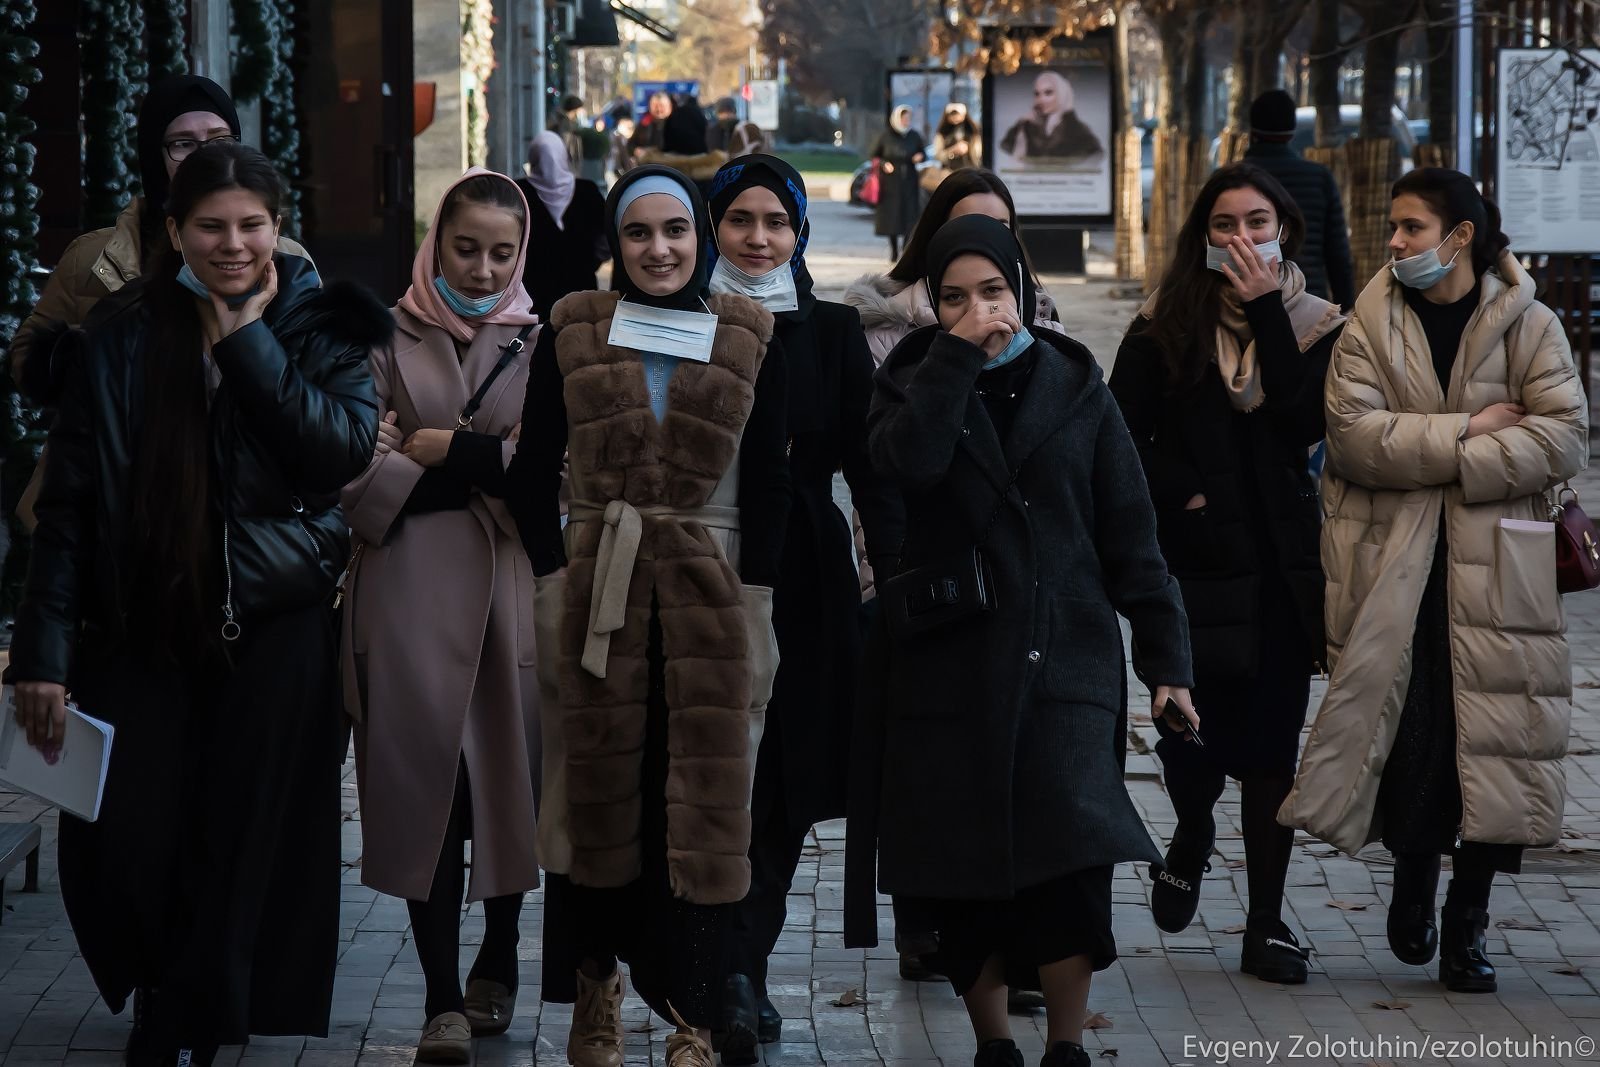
[[341, 309, 542, 902]]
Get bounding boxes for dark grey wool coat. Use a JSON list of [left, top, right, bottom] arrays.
[[844, 326, 1193, 946]]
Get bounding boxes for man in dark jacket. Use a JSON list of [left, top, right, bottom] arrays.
[[1243, 90, 1356, 309]]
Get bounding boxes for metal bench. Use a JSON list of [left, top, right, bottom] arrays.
[[0, 821, 42, 923]]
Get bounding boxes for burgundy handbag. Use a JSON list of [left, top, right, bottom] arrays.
[[1552, 484, 1600, 593]]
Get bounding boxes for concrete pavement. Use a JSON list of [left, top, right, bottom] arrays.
[[4, 197, 1600, 1067]]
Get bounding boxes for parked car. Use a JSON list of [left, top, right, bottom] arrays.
[[1209, 105, 1417, 171]]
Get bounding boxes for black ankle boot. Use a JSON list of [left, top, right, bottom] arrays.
[[718, 973, 760, 1065], [974, 1038, 1023, 1067], [1040, 1041, 1090, 1067], [1150, 825, 1214, 933], [1439, 906, 1496, 993], [756, 992, 781, 1044], [1387, 852, 1441, 965], [125, 988, 153, 1067], [1240, 919, 1310, 985]]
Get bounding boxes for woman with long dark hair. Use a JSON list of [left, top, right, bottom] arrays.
[[1108, 163, 1345, 984], [845, 215, 1193, 1067], [9, 142, 383, 1064], [341, 169, 542, 1061], [1281, 168, 1587, 993], [701, 154, 903, 1062], [508, 165, 790, 1067]]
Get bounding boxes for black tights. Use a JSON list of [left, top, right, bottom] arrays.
[[1443, 850, 1497, 913], [407, 762, 525, 1020], [1161, 760, 1297, 927]]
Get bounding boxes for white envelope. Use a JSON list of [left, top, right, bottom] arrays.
[[0, 687, 114, 823]]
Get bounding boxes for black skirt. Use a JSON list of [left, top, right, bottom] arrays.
[[58, 606, 343, 1046], [893, 866, 1117, 996], [540, 607, 732, 1029], [1377, 530, 1522, 873]]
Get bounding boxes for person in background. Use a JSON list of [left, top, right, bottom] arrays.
[[934, 103, 982, 170], [609, 109, 638, 181], [702, 155, 904, 1064], [662, 93, 710, 156], [550, 93, 588, 171], [516, 132, 609, 318], [846, 214, 1194, 1067], [341, 169, 542, 1062], [1242, 89, 1356, 310], [1280, 168, 1587, 994], [9, 142, 382, 1067], [706, 97, 741, 152], [1108, 163, 1345, 985], [508, 165, 790, 1067], [868, 106, 926, 261], [628, 92, 673, 159]]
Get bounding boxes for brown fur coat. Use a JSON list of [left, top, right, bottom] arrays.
[[550, 289, 774, 904]]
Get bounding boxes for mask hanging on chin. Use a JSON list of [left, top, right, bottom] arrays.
[[1391, 224, 1464, 290], [433, 275, 506, 318], [707, 252, 799, 312], [176, 255, 263, 309]]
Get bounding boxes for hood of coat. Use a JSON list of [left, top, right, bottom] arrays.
[[269, 258, 396, 353], [842, 272, 934, 334], [880, 317, 1100, 402]]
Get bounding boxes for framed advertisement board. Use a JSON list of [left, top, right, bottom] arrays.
[[886, 68, 957, 147], [1495, 47, 1600, 254], [982, 37, 1115, 223]]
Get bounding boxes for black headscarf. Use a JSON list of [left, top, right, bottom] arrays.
[[138, 75, 241, 215], [924, 214, 1038, 325], [604, 165, 710, 310], [705, 153, 816, 318]]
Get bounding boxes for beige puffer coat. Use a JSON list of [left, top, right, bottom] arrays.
[[1279, 251, 1588, 854]]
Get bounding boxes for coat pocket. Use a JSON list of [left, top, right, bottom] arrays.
[[513, 552, 539, 667], [1332, 540, 1382, 645], [532, 571, 568, 697], [1490, 519, 1562, 633], [1042, 594, 1124, 710]]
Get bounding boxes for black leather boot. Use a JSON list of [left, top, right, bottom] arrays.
[[1387, 852, 1441, 966], [1439, 906, 1496, 993], [1040, 1041, 1091, 1067], [718, 973, 760, 1065], [756, 993, 781, 1044], [974, 1038, 1023, 1067]]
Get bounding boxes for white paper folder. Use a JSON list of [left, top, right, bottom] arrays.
[[0, 687, 114, 822]]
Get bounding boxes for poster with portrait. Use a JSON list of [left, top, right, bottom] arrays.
[[886, 69, 956, 148], [984, 41, 1114, 219]]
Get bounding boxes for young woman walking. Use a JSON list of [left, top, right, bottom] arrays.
[[868, 106, 926, 261]]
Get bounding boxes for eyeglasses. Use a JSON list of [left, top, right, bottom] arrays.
[[164, 134, 239, 163]]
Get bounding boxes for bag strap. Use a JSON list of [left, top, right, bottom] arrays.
[[975, 460, 1026, 549], [457, 323, 537, 428]]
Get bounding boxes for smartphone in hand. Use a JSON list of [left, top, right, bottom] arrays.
[[1162, 697, 1203, 747]]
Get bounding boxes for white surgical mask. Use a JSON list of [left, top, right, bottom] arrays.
[[608, 299, 719, 363], [1205, 227, 1283, 274], [708, 254, 798, 313], [1390, 224, 1463, 290]]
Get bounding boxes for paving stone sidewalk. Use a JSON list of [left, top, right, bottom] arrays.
[[5, 200, 1600, 1066]]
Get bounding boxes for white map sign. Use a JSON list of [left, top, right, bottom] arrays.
[[1496, 48, 1600, 254]]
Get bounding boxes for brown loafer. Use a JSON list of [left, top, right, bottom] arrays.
[[464, 978, 516, 1037], [417, 1011, 472, 1064]]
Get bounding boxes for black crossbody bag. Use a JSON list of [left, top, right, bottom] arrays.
[[880, 461, 1025, 642]]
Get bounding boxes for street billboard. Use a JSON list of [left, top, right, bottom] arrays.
[[1495, 47, 1600, 254], [886, 68, 956, 146], [748, 80, 780, 131], [983, 38, 1114, 220], [633, 80, 701, 120]]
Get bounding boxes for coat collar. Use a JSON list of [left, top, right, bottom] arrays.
[[96, 199, 144, 289], [391, 308, 530, 432]]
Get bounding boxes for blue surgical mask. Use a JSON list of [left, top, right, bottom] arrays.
[[983, 326, 1034, 370], [1391, 225, 1463, 290], [176, 263, 260, 309], [1205, 227, 1284, 274], [433, 275, 505, 318]]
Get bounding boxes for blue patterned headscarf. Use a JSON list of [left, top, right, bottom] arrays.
[[706, 154, 816, 318]]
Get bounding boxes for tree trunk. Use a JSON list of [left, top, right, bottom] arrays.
[[1346, 0, 1415, 282], [1358, 2, 1410, 140], [1147, 4, 1189, 291], [1421, 0, 1456, 167], [1113, 0, 1145, 280], [1308, 0, 1343, 147], [1181, 5, 1214, 209]]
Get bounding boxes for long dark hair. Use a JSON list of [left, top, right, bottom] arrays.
[[1391, 167, 1510, 276], [1144, 162, 1305, 387], [133, 141, 284, 655], [887, 168, 1021, 285]]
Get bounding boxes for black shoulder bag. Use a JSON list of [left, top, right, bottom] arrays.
[[880, 461, 1025, 643]]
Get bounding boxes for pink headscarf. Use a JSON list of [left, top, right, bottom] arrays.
[[398, 167, 539, 345]]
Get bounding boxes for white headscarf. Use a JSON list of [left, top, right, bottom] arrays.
[[890, 106, 914, 135], [526, 130, 576, 230], [1033, 71, 1073, 136]]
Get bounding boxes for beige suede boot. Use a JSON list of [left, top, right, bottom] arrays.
[[566, 968, 625, 1067]]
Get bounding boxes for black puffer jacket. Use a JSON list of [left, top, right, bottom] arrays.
[[10, 255, 386, 684], [1242, 142, 1356, 309]]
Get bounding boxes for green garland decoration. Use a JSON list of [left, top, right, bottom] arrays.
[[81, 0, 147, 223], [261, 0, 301, 232], [144, 0, 188, 83], [0, 0, 42, 612], [231, 0, 279, 103]]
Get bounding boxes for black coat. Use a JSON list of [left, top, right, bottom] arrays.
[[844, 328, 1190, 943], [10, 255, 384, 684], [764, 300, 903, 829], [516, 178, 609, 319], [1243, 142, 1356, 309], [1107, 296, 1337, 683], [869, 127, 924, 239]]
